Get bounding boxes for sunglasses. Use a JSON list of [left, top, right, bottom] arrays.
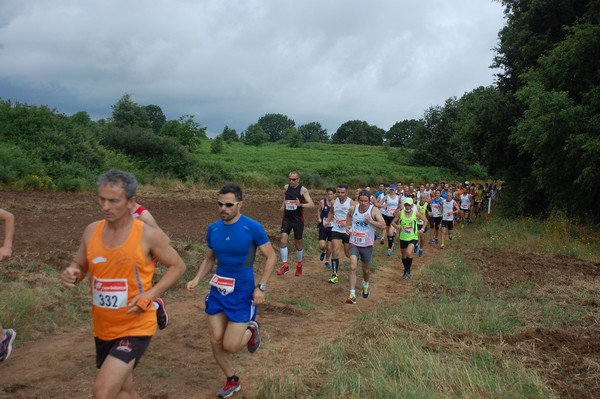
[[289, 178, 298, 181], [217, 201, 239, 208]]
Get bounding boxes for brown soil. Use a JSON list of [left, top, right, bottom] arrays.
[[0, 190, 598, 398]]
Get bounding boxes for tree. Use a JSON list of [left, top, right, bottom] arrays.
[[110, 94, 150, 129], [257, 113, 295, 142], [211, 135, 225, 154], [242, 123, 268, 146], [221, 125, 239, 142], [283, 127, 303, 148], [385, 119, 422, 147], [331, 120, 384, 145], [145, 104, 166, 134], [298, 122, 329, 143], [410, 98, 465, 171], [159, 115, 206, 148]]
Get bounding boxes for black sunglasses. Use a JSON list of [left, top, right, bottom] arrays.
[[217, 201, 239, 208]]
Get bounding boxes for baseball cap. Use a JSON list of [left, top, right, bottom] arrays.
[[389, 184, 396, 190], [404, 197, 414, 205]]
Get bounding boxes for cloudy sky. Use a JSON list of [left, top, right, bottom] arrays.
[[0, 0, 505, 137]]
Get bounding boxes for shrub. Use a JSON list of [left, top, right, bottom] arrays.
[[13, 175, 56, 191]]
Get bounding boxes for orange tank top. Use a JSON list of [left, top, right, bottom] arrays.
[[87, 219, 156, 340]]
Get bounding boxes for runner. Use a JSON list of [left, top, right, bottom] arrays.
[[186, 183, 276, 398], [392, 198, 427, 279], [460, 187, 472, 228], [325, 184, 353, 284], [474, 184, 483, 218], [277, 171, 314, 277], [0, 208, 16, 363], [317, 187, 335, 269], [378, 184, 400, 256], [440, 190, 459, 249], [416, 194, 431, 257], [345, 190, 386, 304], [61, 169, 186, 399], [429, 190, 443, 244], [131, 202, 169, 330]]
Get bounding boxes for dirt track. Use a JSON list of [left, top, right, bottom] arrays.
[[0, 190, 599, 398]]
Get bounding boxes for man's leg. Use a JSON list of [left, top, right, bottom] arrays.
[[94, 355, 138, 399], [294, 238, 304, 276], [330, 239, 341, 283]]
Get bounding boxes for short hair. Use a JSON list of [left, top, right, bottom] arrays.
[[288, 171, 300, 178], [357, 190, 371, 200], [337, 183, 348, 190], [219, 183, 243, 201], [326, 186, 336, 193], [98, 169, 138, 199]]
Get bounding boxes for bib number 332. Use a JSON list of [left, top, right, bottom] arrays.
[[93, 277, 128, 309]]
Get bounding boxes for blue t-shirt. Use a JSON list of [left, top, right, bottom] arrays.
[[206, 215, 270, 290]]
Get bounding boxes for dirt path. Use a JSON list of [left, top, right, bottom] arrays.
[[1, 190, 598, 398]]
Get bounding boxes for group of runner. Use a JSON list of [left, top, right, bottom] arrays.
[[1, 169, 499, 398], [276, 174, 496, 306]]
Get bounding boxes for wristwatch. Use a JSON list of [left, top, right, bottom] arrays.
[[257, 283, 267, 292]]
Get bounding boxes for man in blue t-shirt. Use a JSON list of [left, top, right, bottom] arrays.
[[186, 184, 276, 398]]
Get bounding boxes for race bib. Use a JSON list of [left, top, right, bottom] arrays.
[[93, 277, 128, 309], [210, 274, 236, 296], [336, 219, 347, 228], [350, 231, 366, 244], [285, 200, 298, 210], [402, 226, 413, 235]]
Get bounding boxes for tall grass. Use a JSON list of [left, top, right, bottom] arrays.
[[257, 215, 597, 398], [195, 141, 457, 189]]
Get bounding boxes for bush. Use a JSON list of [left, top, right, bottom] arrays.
[[12, 175, 56, 191]]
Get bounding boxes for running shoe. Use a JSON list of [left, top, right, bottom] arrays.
[[406, 271, 412, 279], [461, 224, 465, 229], [319, 252, 325, 261], [434, 237, 439, 243], [246, 320, 261, 353], [387, 248, 392, 256], [413, 243, 418, 253], [154, 298, 169, 330], [276, 263, 289, 275], [295, 263, 302, 277], [428, 238, 435, 244], [325, 261, 331, 269], [441, 243, 445, 249], [418, 249, 423, 257], [0, 329, 16, 362], [345, 294, 357, 304], [402, 271, 409, 279], [380, 237, 385, 245], [362, 285, 370, 298], [449, 235, 453, 240], [217, 377, 241, 398], [328, 275, 338, 284]]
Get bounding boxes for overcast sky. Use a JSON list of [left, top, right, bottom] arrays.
[[0, 0, 505, 137]]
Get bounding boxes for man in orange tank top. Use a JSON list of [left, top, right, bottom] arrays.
[[61, 169, 186, 399]]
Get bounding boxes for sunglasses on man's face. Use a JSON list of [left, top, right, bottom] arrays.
[[217, 201, 239, 208], [289, 178, 298, 181]]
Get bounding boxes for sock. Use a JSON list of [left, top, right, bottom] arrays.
[[401, 257, 408, 272], [280, 247, 288, 263], [406, 257, 413, 273], [363, 281, 369, 287], [387, 236, 394, 249], [350, 289, 355, 296], [297, 248, 304, 262], [332, 258, 339, 275]]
